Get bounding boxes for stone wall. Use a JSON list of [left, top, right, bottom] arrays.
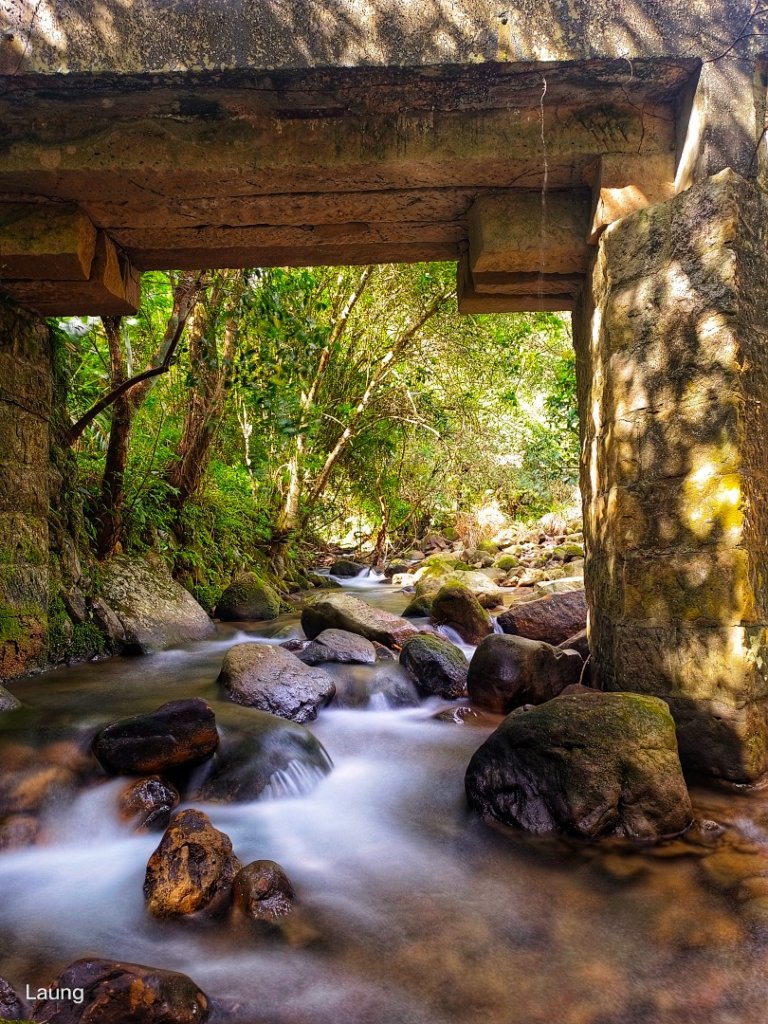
[[1, 0, 760, 73], [574, 169, 768, 783], [0, 300, 52, 679]]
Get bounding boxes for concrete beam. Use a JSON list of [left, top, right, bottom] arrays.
[[585, 154, 675, 243], [1, 232, 140, 316], [467, 191, 591, 277], [0, 203, 97, 280], [457, 256, 576, 313]]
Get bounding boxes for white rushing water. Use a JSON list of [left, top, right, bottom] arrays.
[[2, 578, 768, 1023]]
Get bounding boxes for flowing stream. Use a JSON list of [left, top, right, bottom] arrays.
[[2, 578, 768, 1023]]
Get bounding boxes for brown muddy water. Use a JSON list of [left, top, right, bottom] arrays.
[[1, 576, 768, 1024]]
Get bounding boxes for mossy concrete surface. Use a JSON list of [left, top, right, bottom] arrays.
[[0, 301, 52, 680], [574, 170, 768, 783]]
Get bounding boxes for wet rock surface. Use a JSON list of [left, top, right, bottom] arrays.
[[467, 633, 583, 713], [0, 685, 22, 712], [218, 643, 336, 723], [215, 573, 281, 621], [301, 593, 416, 648], [0, 975, 25, 1020], [232, 859, 296, 924], [399, 633, 468, 699], [429, 583, 494, 645], [118, 775, 180, 831], [196, 712, 332, 803], [329, 559, 367, 577], [30, 958, 210, 1023], [144, 809, 242, 917], [465, 692, 694, 842], [92, 698, 220, 776], [295, 628, 377, 666], [498, 590, 587, 645]]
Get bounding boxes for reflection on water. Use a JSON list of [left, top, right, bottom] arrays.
[[1, 578, 768, 1023]]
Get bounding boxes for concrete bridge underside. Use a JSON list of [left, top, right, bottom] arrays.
[[2, 0, 768, 784]]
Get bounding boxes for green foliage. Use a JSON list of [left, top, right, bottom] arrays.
[[47, 595, 107, 663]]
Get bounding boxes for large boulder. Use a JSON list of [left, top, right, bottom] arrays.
[[467, 633, 582, 713], [497, 589, 587, 645], [429, 583, 493, 645], [92, 698, 219, 776], [301, 593, 416, 649], [197, 712, 332, 802], [329, 558, 367, 577], [215, 573, 280, 621], [218, 643, 335, 723], [30, 959, 210, 1024], [144, 808, 241, 917], [294, 628, 377, 666], [399, 633, 468, 699], [414, 569, 505, 608], [465, 692, 694, 842], [100, 555, 214, 653]]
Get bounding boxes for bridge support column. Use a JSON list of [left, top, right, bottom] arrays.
[[0, 298, 52, 679], [574, 168, 768, 783]]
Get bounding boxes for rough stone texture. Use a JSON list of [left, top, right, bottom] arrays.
[[465, 692, 693, 842], [430, 583, 493, 645], [232, 860, 296, 923], [215, 572, 281, 621], [329, 559, 367, 578], [399, 633, 469, 699], [143, 808, 241, 918], [197, 712, 333, 802], [0, 301, 52, 680], [0, 975, 25, 1020], [1, 2, 759, 74], [92, 698, 219, 775], [0, 684, 22, 711], [415, 569, 506, 608], [118, 775, 180, 831], [100, 555, 214, 653], [573, 169, 768, 783], [30, 958, 209, 1024], [467, 633, 583, 713], [218, 643, 336, 723], [498, 590, 587, 645], [296, 628, 377, 666], [301, 593, 416, 648]]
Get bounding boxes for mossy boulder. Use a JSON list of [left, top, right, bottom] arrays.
[[329, 558, 367, 578], [402, 593, 434, 618], [430, 583, 493, 645], [494, 554, 520, 571], [497, 590, 587, 646], [467, 633, 583, 713], [216, 572, 281, 621], [465, 692, 694, 843], [415, 570, 504, 609], [399, 633, 468, 699], [100, 555, 214, 653]]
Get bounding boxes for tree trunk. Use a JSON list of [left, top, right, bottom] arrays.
[[94, 318, 134, 558]]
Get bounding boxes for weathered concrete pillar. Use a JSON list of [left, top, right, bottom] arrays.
[[0, 298, 52, 679], [574, 169, 768, 783]]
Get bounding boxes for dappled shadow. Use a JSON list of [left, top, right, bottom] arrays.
[[573, 168, 768, 783]]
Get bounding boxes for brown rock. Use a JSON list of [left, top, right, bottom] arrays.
[[30, 958, 209, 1023], [429, 583, 493, 645], [232, 860, 296, 923], [0, 813, 39, 850], [0, 763, 75, 815], [467, 633, 583, 713], [92, 698, 219, 776], [143, 809, 241, 917], [118, 775, 180, 831], [498, 590, 587, 645]]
